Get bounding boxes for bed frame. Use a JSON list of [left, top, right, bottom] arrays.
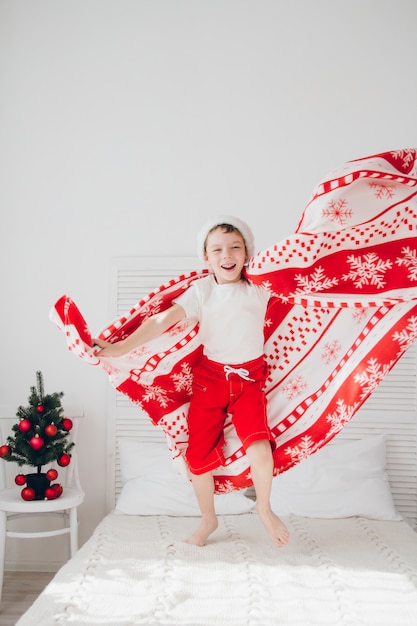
[[105, 257, 417, 526]]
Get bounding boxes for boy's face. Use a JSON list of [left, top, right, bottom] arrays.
[[204, 227, 247, 284]]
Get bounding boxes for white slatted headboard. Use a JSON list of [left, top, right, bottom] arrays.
[[105, 257, 202, 510], [105, 257, 417, 526]]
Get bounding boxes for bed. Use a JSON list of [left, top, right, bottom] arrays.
[[18, 255, 417, 625], [16, 430, 417, 625]]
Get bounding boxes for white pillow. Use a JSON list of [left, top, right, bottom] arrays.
[[116, 439, 255, 516], [270, 434, 401, 521], [118, 438, 179, 483]]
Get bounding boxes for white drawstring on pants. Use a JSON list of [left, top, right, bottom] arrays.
[[223, 365, 254, 381]]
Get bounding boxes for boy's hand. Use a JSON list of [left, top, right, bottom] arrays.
[[93, 338, 125, 357]]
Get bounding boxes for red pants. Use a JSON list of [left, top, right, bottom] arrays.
[[186, 355, 273, 474]]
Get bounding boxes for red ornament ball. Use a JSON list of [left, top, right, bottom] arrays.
[[0, 445, 11, 458], [21, 487, 35, 501], [46, 468, 58, 481], [29, 435, 44, 450], [15, 474, 26, 486], [62, 418, 73, 431], [45, 486, 57, 500], [53, 483, 63, 498], [45, 423, 58, 437], [36, 404, 44, 413], [45, 483, 64, 500], [57, 453, 71, 467], [18, 419, 32, 432]]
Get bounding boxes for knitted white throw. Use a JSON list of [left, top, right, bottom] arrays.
[[17, 513, 417, 626]]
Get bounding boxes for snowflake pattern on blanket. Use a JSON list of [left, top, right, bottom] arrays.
[[50, 149, 417, 493]]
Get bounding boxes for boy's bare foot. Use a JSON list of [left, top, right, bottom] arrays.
[[185, 516, 218, 547], [257, 505, 289, 547]]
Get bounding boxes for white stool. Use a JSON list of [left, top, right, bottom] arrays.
[[0, 420, 84, 604]]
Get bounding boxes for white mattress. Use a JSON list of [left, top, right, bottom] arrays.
[[17, 512, 417, 625]]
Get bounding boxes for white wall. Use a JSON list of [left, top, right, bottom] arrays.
[[1, 0, 416, 569]]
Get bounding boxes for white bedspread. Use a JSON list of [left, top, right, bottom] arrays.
[[17, 512, 417, 625]]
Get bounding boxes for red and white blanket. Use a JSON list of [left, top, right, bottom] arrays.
[[50, 149, 417, 492]]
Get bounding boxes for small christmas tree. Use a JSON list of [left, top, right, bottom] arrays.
[[0, 371, 75, 500]]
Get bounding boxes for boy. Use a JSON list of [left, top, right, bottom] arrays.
[[94, 216, 289, 548]]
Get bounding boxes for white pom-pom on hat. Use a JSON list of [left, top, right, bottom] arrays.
[[196, 215, 255, 262]]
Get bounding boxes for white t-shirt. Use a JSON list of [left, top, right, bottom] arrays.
[[174, 275, 270, 364]]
